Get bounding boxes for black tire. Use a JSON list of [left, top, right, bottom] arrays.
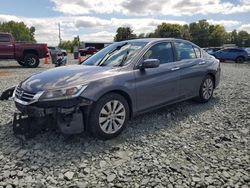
[[88, 93, 129, 140], [24, 54, 40, 68], [235, 56, 244, 63], [197, 75, 214, 103], [17, 61, 25, 66]]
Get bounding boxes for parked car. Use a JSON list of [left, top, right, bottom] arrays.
[[245, 47, 250, 60], [0, 32, 49, 68], [1, 38, 220, 139], [204, 47, 222, 55], [79, 46, 97, 56], [48, 46, 67, 56], [212, 48, 248, 63]]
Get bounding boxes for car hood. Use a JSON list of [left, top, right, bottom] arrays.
[[21, 65, 115, 93]]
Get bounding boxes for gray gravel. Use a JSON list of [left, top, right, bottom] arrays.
[[0, 60, 249, 187]]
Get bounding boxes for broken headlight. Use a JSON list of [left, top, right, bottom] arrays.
[[39, 85, 88, 101]]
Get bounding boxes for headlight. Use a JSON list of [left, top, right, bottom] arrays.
[[39, 85, 88, 101]]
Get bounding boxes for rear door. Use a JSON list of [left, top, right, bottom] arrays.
[[0, 34, 14, 59], [173, 42, 209, 98], [135, 42, 183, 111]]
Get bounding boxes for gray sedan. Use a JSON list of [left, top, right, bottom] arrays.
[[2, 38, 220, 139]]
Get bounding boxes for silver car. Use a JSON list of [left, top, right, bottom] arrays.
[[1, 38, 221, 139]]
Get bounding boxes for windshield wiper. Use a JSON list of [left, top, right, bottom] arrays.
[[115, 50, 130, 67], [97, 42, 128, 66]]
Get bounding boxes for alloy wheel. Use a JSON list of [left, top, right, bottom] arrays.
[[27, 57, 36, 66], [202, 78, 213, 100], [99, 100, 126, 134]]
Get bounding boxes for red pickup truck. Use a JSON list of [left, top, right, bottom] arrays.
[[0, 32, 49, 68]]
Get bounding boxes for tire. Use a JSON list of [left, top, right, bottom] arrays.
[[88, 93, 129, 140], [235, 56, 244, 64], [197, 75, 214, 103], [17, 61, 25, 66], [24, 54, 40, 68]]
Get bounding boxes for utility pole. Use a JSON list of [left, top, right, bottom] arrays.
[[58, 23, 62, 45]]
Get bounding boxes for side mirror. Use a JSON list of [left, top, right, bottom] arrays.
[[140, 59, 160, 69]]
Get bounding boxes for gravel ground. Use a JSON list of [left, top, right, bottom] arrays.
[[0, 60, 249, 188]]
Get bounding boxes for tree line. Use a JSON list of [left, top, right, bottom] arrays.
[[1, 20, 249, 49], [114, 20, 250, 47], [0, 21, 36, 42]]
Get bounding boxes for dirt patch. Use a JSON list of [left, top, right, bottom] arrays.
[[0, 71, 12, 77]]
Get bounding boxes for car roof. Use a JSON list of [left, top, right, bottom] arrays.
[[122, 38, 200, 48], [124, 38, 188, 43]]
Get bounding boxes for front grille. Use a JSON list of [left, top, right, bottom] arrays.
[[15, 87, 36, 102]]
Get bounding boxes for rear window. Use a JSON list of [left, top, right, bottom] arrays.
[[0, 35, 10, 42], [174, 42, 196, 60]]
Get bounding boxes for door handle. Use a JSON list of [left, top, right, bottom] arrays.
[[198, 61, 206, 65], [171, 67, 180, 71]]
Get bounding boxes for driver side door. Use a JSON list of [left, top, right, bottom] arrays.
[[134, 42, 183, 112]]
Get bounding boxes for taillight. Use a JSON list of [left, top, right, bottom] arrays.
[[44, 44, 48, 52]]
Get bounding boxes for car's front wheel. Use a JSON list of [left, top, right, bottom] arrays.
[[197, 75, 214, 103], [88, 93, 129, 139]]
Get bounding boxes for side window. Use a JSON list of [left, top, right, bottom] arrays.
[[194, 47, 201, 58], [175, 42, 196, 60], [144, 42, 174, 64], [0, 35, 10, 43]]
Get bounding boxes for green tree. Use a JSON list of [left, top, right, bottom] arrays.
[[230, 29, 238, 44], [58, 36, 81, 52], [237, 31, 250, 47], [58, 40, 73, 52], [0, 21, 36, 42], [181, 24, 191, 40], [208, 25, 229, 46], [114, 27, 136, 42], [189, 20, 210, 47], [154, 23, 183, 38]]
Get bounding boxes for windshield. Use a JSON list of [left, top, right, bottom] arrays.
[[82, 42, 146, 67]]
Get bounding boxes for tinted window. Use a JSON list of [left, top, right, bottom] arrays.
[[194, 47, 201, 58], [144, 42, 174, 64], [175, 42, 196, 60], [0, 35, 10, 42]]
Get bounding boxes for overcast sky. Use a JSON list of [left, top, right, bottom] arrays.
[[0, 0, 250, 46]]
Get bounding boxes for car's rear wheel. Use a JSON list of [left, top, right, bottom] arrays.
[[24, 54, 40, 68], [197, 75, 214, 103], [235, 56, 244, 63], [88, 93, 129, 139]]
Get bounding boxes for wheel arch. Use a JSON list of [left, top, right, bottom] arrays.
[[23, 49, 39, 57]]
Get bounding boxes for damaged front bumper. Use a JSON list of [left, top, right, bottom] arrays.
[[0, 87, 93, 138], [13, 97, 92, 138]]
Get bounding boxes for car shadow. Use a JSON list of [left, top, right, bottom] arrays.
[[0, 96, 220, 168]]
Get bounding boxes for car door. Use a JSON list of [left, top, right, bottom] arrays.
[[134, 42, 183, 112], [173, 42, 210, 98], [0, 34, 14, 59]]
